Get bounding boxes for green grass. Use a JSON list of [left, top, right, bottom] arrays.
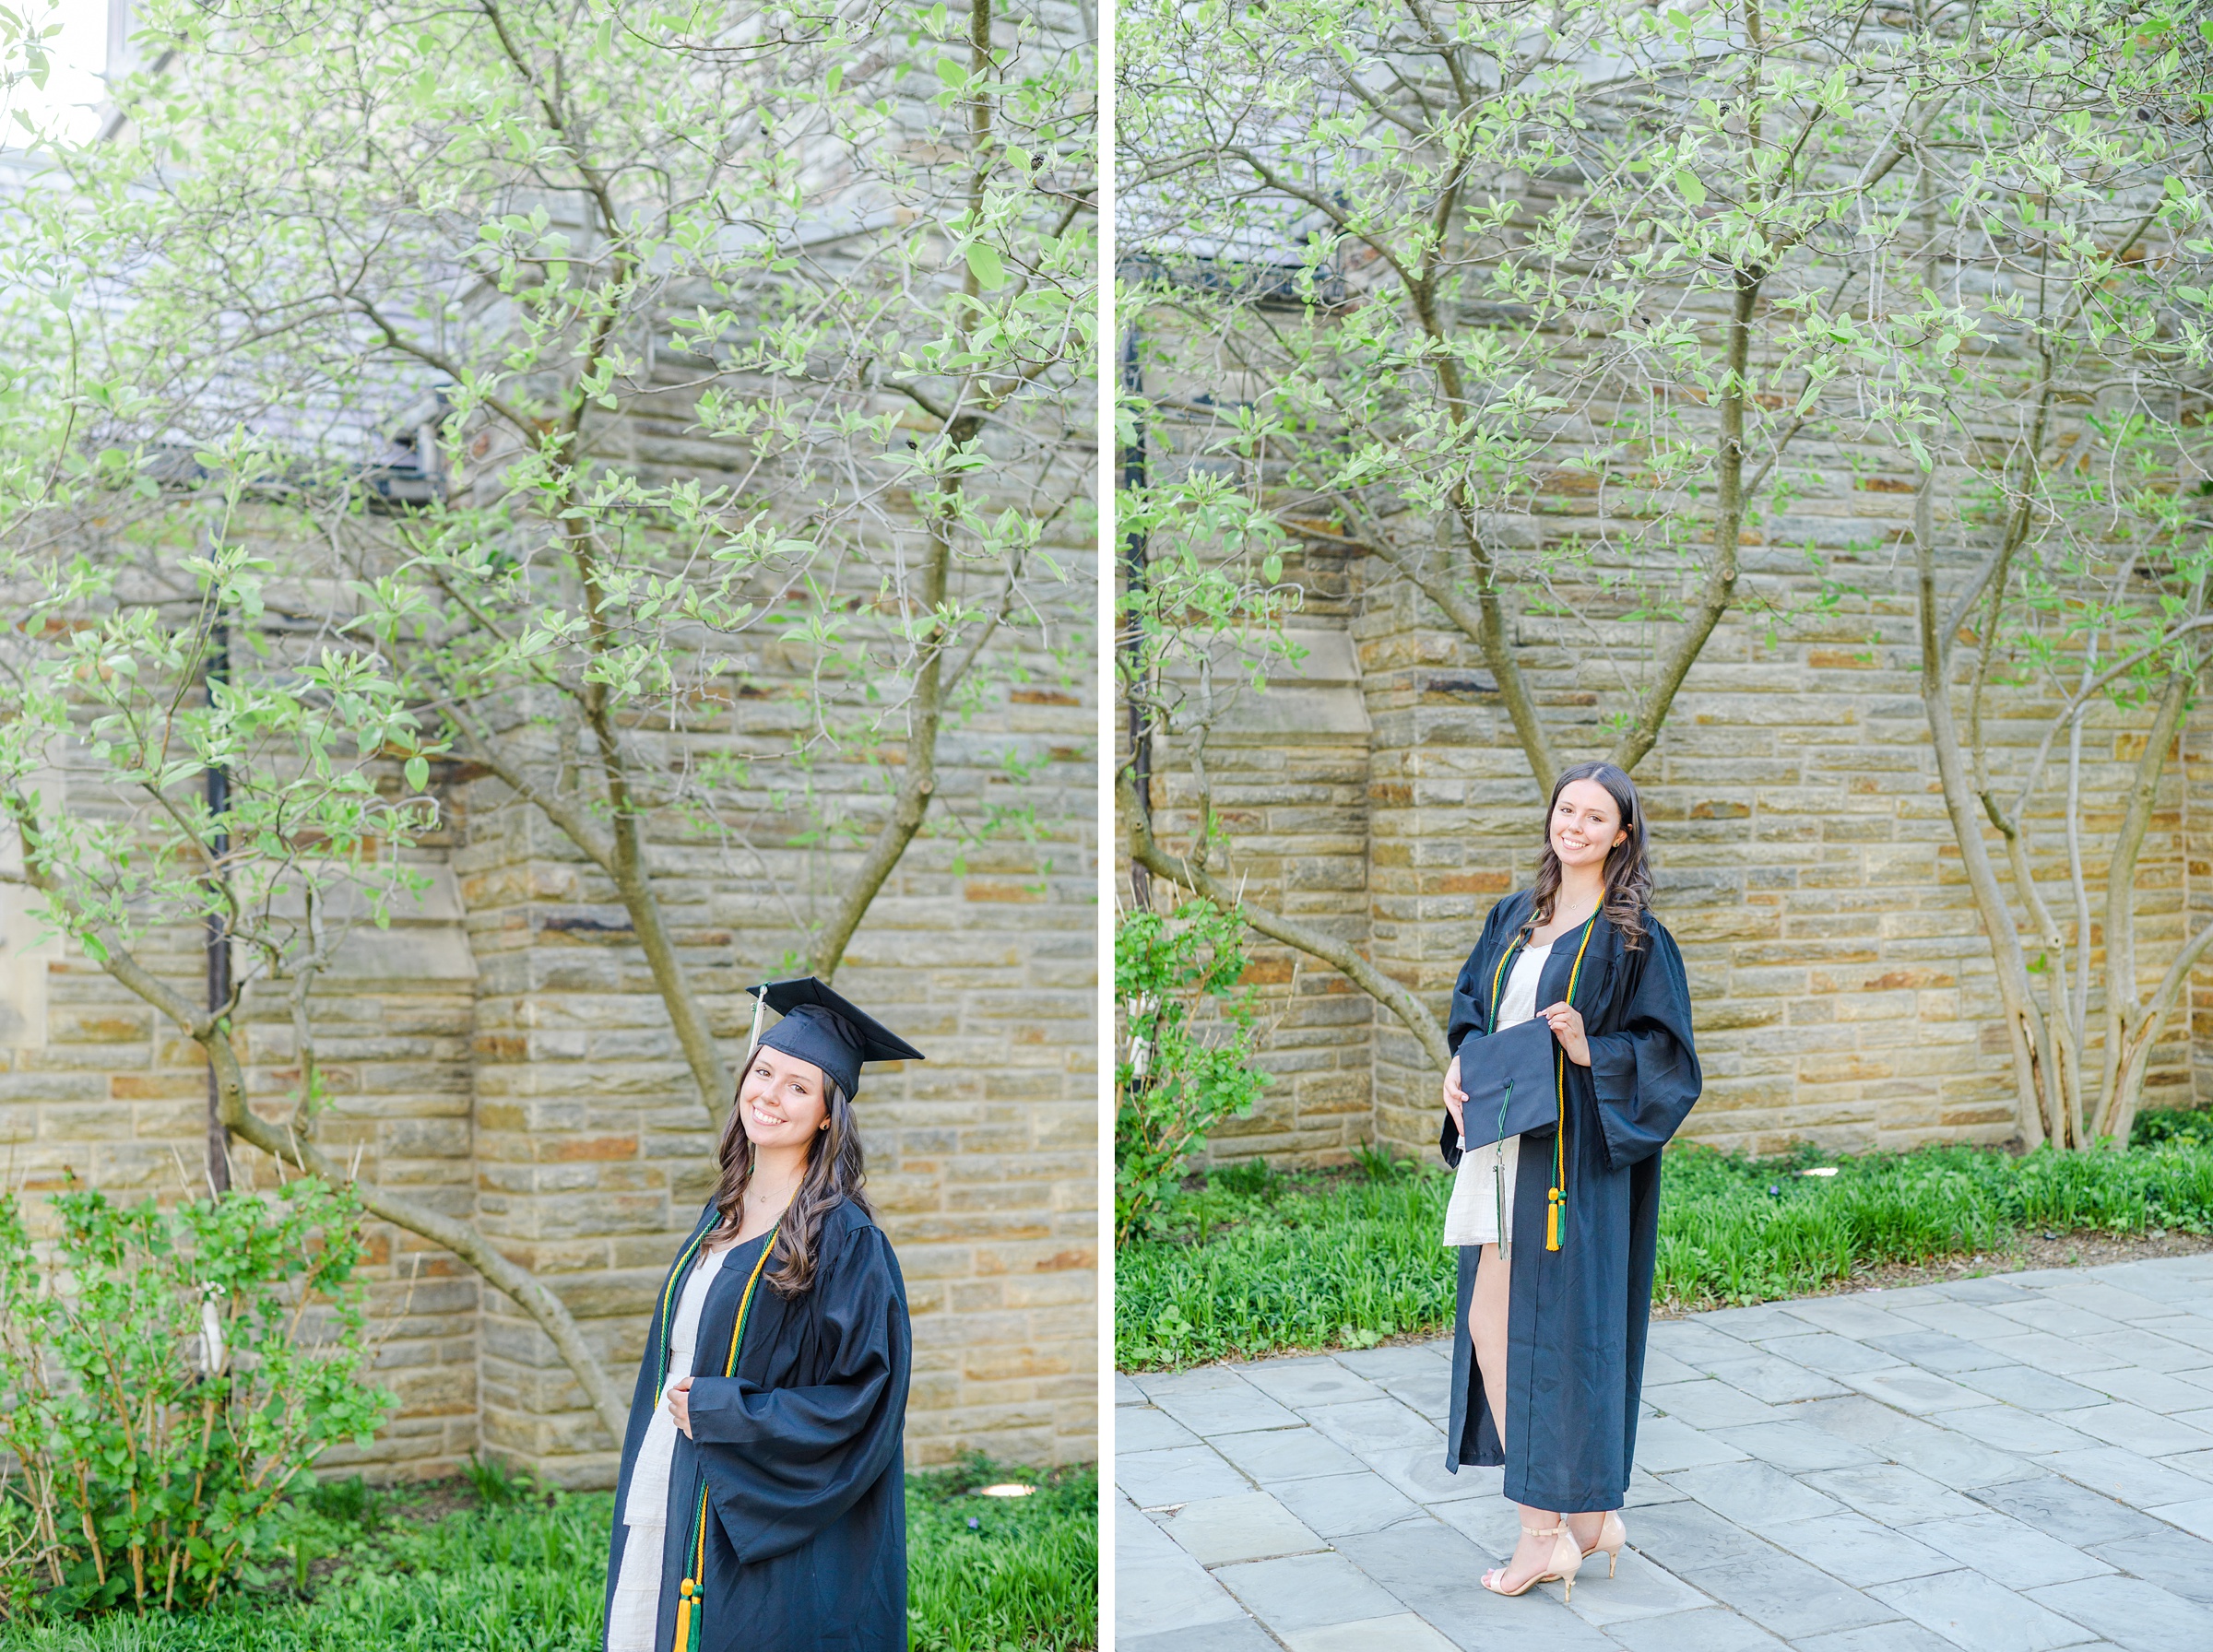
[[0, 1491, 610, 1652], [905, 1459, 1097, 1652], [0, 1458, 1097, 1651], [1116, 1113, 2213, 1370]]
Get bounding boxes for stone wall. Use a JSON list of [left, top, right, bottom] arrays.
[[2, 665, 1097, 1486], [1138, 518, 2213, 1171], [0, 864, 487, 1479], [6, 0, 1097, 1492], [452, 666, 1100, 1484]]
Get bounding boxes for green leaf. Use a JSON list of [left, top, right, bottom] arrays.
[[404, 755, 430, 793], [964, 243, 1008, 290], [1675, 169, 1707, 206]]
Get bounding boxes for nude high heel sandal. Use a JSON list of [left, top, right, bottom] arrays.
[[1479, 1522, 1585, 1602], [1580, 1511, 1627, 1578]]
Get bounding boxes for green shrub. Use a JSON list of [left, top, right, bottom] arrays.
[[2131, 1105, 2213, 1149], [1352, 1143, 1413, 1182], [1115, 899, 1271, 1244], [277, 1476, 399, 1596], [0, 1179, 395, 1618], [1209, 1158, 1280, 1198], [1651, 1148, 2014, 1305], [1118, 1169, 1454, 1367], [459, 1454, 542, 1510]]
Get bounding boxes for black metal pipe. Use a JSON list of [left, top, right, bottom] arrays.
[[205, 616, 231, 1195], [1120, 321, 1151, 908]]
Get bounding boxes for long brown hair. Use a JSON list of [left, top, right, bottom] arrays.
[[707, 1067, 870, 1297], [1529, 760, 1653, 951]]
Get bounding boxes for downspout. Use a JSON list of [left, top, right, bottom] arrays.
[[1120, 319, 1151, 907], [204, 612, 231, 1193]]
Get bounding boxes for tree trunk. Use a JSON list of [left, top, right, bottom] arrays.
[[2104, 914, 2213, 1146], [810, 488, 955, 984], [2091, 667, 2191, 1133], [1912, 476, 2051, 1146]]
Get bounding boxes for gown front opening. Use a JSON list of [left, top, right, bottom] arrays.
[[1440, 935, 1552, 1248], [608, 1229, 764, 1648], [601, 1198, 909, 1652]]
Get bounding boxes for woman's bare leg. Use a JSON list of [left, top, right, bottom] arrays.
[[1472, 1244, 1551, 1588], [1471, 1243, 1610, 1585], [1468, 1241, 1509, 1439]]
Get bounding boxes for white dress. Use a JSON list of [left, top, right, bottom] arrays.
[[606, 1235, 739, 1652], [1442, 939, 1553, 1249]]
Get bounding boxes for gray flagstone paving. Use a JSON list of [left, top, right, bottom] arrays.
[[1116, 1254, 2213, 1651]]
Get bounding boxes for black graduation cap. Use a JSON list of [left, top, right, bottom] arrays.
[[744, 977, 925, 1100]]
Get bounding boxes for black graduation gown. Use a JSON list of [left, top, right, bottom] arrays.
[[601, 1197, 910, 1652], [1440, 891, 1700, 1513]]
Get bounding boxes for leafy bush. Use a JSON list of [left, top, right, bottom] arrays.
[[459, 1453, 543, 1510], [0, 1178, 395, 1617], [1115, 899, 1272, 1244], [2131, 1105, 2213, 1149], [1651, 1147, 2015, 1305], [1209, 1158, 1279, 1198], [1352, 1142, 1413, 1182], [1116, 1137, 2213, 1368]]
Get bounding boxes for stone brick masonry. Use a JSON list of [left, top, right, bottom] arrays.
[[1, 657, 1096, 1487], [1138, 506, 2213, 1172], [0, 0, 1099, 1490]]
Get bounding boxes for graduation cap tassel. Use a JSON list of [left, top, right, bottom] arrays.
[[675, 1577, 698, 1651], [1485, 939, 1521, 1257], [1495, 1081, 1513, 1260], [745, 988, 767, 1065]]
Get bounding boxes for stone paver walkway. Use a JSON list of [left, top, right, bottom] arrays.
[[1115, 1254, 2213, 1652]]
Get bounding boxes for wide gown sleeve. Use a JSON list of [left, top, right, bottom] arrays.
[[681, 1222, 909, 1564], [1585, 920, 1701, 1170]]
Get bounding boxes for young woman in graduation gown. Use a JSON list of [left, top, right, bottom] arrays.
[[1438, 761, 1701, 1600], [602, 980, 919, 1652]]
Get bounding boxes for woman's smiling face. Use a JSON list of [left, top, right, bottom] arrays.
[[737, 1045, 830, 1150], [1550, 777, 1626, 872]]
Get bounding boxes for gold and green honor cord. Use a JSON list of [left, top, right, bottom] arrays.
[[1486, 915, 1596, 1253], [674, 1226, 778, 1652]]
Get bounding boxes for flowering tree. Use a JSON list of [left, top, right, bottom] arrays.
[[1118, 0, 2213, 1149], [1, 0, 1093, 1436], [1888, 18, 2213, 1145]]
